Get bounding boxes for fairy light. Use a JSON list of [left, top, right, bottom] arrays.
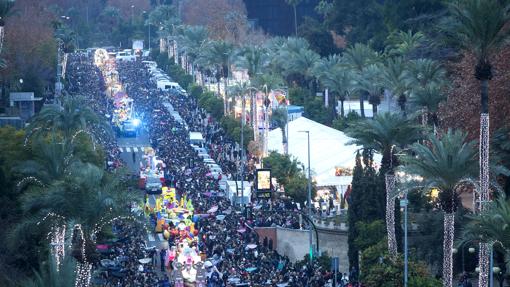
[[478, 113, 490, 287], [385, 173, 397, 257], [443, 213, 455, 287]]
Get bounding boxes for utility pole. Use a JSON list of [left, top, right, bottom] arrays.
[[240, 93, 245, 206]]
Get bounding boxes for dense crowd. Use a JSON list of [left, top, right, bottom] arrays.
[[117, 59, 330, 286], [66, 52, 332, 286]]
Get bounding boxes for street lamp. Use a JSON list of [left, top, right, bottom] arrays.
[[298, 130, 313, 260], [131, 5, 135, 25]]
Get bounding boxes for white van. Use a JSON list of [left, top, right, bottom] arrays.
[[157, 80, 181, 91], [189, 132, 205, 147], [116, 51, 136, 62]]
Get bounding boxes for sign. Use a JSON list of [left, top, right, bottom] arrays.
[[256, 169, 271, 191]]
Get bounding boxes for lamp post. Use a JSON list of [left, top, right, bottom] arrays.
[[131, 5, 135, 25], [240, 92, 245, 207], [299, 130, 313, 260]]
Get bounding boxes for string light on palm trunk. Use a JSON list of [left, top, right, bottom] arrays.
[[385, 173, 397, 257], [478, 113, 490, 287], [443, 213, 455, 287]]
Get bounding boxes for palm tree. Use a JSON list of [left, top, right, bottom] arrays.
[[379, 57, 410, 114], [198, 40, 235, 115], [460, 197, 510, 253], [285, 0, 303, 36], [146, 5, 178, 53], [442, 2, 510, 282], [354, 64, 383, 116], [271, 108, 288, 154], [346, 112, 423, 257], [16, 137, 79, 185], [405, 58, 446, 88], [320, 67, 355, 118], [408, 83, 445, 128], [400, 130, 479, 287], [236, 45, 268, 78], [312, 54, 342, 111], [385, 30, 425, 58], [177, 25, 208, 77], [342, 43, 379, 118], [0, 0, 15, 53], [281, 47, 320, 114]]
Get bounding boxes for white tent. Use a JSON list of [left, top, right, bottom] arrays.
[[267, 117, 380, 189]]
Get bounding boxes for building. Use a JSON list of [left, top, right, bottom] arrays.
[[9, 92, 43, 121], [243, 0, 321, 36]]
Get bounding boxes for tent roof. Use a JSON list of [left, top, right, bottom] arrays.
[[267, 117, 379, 187]]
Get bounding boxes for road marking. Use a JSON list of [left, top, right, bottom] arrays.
[[126, 147, 131, 153], [158, 234, 165, 242], [133, 147, 138, 152], [148, 234, 155, 241], [118, 147, 123, 153]]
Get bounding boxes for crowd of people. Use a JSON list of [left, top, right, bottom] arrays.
[[116, 59, 331, 286], [66, 52, 334, 286]]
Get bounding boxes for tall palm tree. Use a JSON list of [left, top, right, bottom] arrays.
[[0, 0, 15, 53], [320, 67, 355, 118], [441, 2, 510, 282], [236, 45, 268, 78], [177, 25, 208, 77], [198, 40, 235, 115], [400, 130, 479, 287], [354, 64, 383, 116], [405, 58, 446, 89], [346, 112, 423, 257], [312, 54, 342, 111], [146, 5, 178, 53], [379, 57, 410, 114], [342, 43, 379, 118], [285, 0, 303, 36]]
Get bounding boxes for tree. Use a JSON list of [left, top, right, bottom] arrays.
[[0, 0, 15, 53], [146, 5, 177, 53], [400, 130, 478, 287], [347, 149, 383, 270], [342, 43, 379, 118], [28, 96, 105, 140], [441, 2, 510, 282], [460, 197, 510, 252], [346, 112, 423, 256], [285, 0, 302, 37], [385, 30, 426, 59], [236, 45, 267, 78], [379, 57, 409, 114], [354, 63, 383, 116], [320, 67, 355, 118], [298, 16, 340, 57], [270, 108, 288, 154], [197, 40, 234, 115]]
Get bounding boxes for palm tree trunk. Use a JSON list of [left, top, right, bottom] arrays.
[[340, 99, 345, 118], [281, 126, 288, 155], [223, 77, 228, 115], [443, 212, 455, 287], [253, 92, 258, 141], [372, 103, 378, 116], [478, 78, 490, 287], [385, 173, 397, 257], [359, 94, 365, 118]]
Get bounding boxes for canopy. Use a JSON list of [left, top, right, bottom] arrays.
[[267, 117, 380, 188]]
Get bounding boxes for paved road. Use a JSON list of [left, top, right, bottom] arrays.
[[117, 128, 151, 174]]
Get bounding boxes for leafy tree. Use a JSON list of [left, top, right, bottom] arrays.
[[320, 67, 355, 118], [354, 63, 383, 116], [298, 17, 340, 57], [379, 57, 410, 114], [360, 239, 442, 287], [347, 150, 383, 270]]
